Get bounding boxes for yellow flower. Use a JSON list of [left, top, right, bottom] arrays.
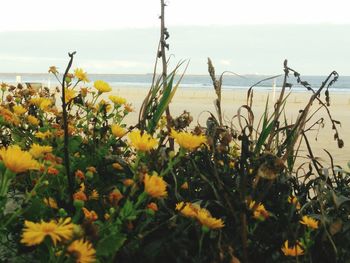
[[1, 82, 8, 91], [13, 105, 27, 115], [104, 213, 110, 220], [170, 129, 206, 151], [111, 124, 127, 138], [288, 195, 301, 210], [27, 115, 40, 126], [196, 208, 225, 229], [67, 239, 96, 263], [35, 130, 52, 139], [0, 106, 20, 125], [94, 80, 112, 93], [123, 179, 134, 186], [249, 200, 270, 220], [124, 103, 134, 112], [29, 97, 44, 107], [82, 207, 98, 221], [300, 215, 319, 229], [129, 130, 158, 152], [29, 143, 53, 159], [175, 202, 225, 229], [175, 202, 199, 218], [73, 191, 87, 201], [180, 182, 189, 190], [65, 88, 76, 103], [74, 68, 90, 83], [21, 217, 74, 246], [43, 197, 58, 209], [48, 66, 59, 75], [89, 189, 99, 200], [0, 145, 39, 173], [109, 95, 126, 105], [79, 182, 86, 192], [97, 99, 112, 112], [281, 240, 304, 256], [39, 98, 52, 111], [112, 162, 123, 170], [147, 202, 159, 212], [86, 166, 96, 173], [144, 174, 167, 198], [109, 189, 124, 205]]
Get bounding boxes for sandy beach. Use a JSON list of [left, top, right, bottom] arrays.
[[111, 86, 350, 168]]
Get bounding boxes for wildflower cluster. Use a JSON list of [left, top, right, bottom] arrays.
[[0, 60, 349, 263]]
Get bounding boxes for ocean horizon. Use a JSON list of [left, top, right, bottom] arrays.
[[1, 72, 350, 93]]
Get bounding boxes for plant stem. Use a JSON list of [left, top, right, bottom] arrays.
[[160, 0, 174, 150], [62, 52, 76, 205]]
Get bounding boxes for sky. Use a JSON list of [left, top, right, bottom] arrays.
[[0, 0, 349, 75]]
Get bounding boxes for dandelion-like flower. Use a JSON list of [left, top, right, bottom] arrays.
[[82, 207, 98, 221], [281, 240, 304, 256], [147, 202, 158, 212], [29, 97, 44, 107], [93, 80, 112, 93], [124, 103, 134, 112], [300, 215, 319, 229], [109, 189, 124, 205], [67, 239, 96, 263], [175, 202, 225, 229], [29, 143, 53, 159], [196, 208, 225, 229], [27, 115, 40, 126], [129, 130, 158, 152], [13, 105, 27, 115], [288, 195, 301, 210], [249, 200, 270, 220], [74, 68, 90, 83], [112, 162, 123, 170], [170, 129, 206, 151], [0, 145, 39, 173], [144, 174, 167, 198], [0, 106, 19, 125], [123, 179, 134, 186], [65, 88, 76, 103], [111, 124, 127, 138], [39, 98, 52, 111], [48, 66, 59, 75], [73, 191, 87, 201], [35, 130, 52, 139], [89, 189, 99, 200], [109, 95, 126, 105], [175, 202, 199, 218], [21, 217, 74, 246], [43, 197, 58, 209]]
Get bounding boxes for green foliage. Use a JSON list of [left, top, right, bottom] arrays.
[[0, 56, 349, 263]]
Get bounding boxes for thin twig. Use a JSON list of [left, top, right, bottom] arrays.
[[160, 0, 174, 150], [62, 51, 76, 204]]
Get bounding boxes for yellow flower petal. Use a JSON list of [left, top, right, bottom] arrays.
[[0, 145, 39, 173], [144, 174, 167, 198]]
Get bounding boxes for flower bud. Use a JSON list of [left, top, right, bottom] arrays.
[[73, 200, 84, 210]]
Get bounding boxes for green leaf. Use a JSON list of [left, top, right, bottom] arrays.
[[96, 232, 127, 257], [68, 136, 83, 153], [119, 199, 136, 220], [254, 121, 274, 154], [147, 74, 174, 133]]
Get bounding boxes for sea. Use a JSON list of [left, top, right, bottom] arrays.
[[1, 73, 350, 93]]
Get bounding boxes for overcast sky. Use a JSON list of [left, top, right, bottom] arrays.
[[0, 0, 349, 75]]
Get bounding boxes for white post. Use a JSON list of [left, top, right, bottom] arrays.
[[16, 75, 21, 84]]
